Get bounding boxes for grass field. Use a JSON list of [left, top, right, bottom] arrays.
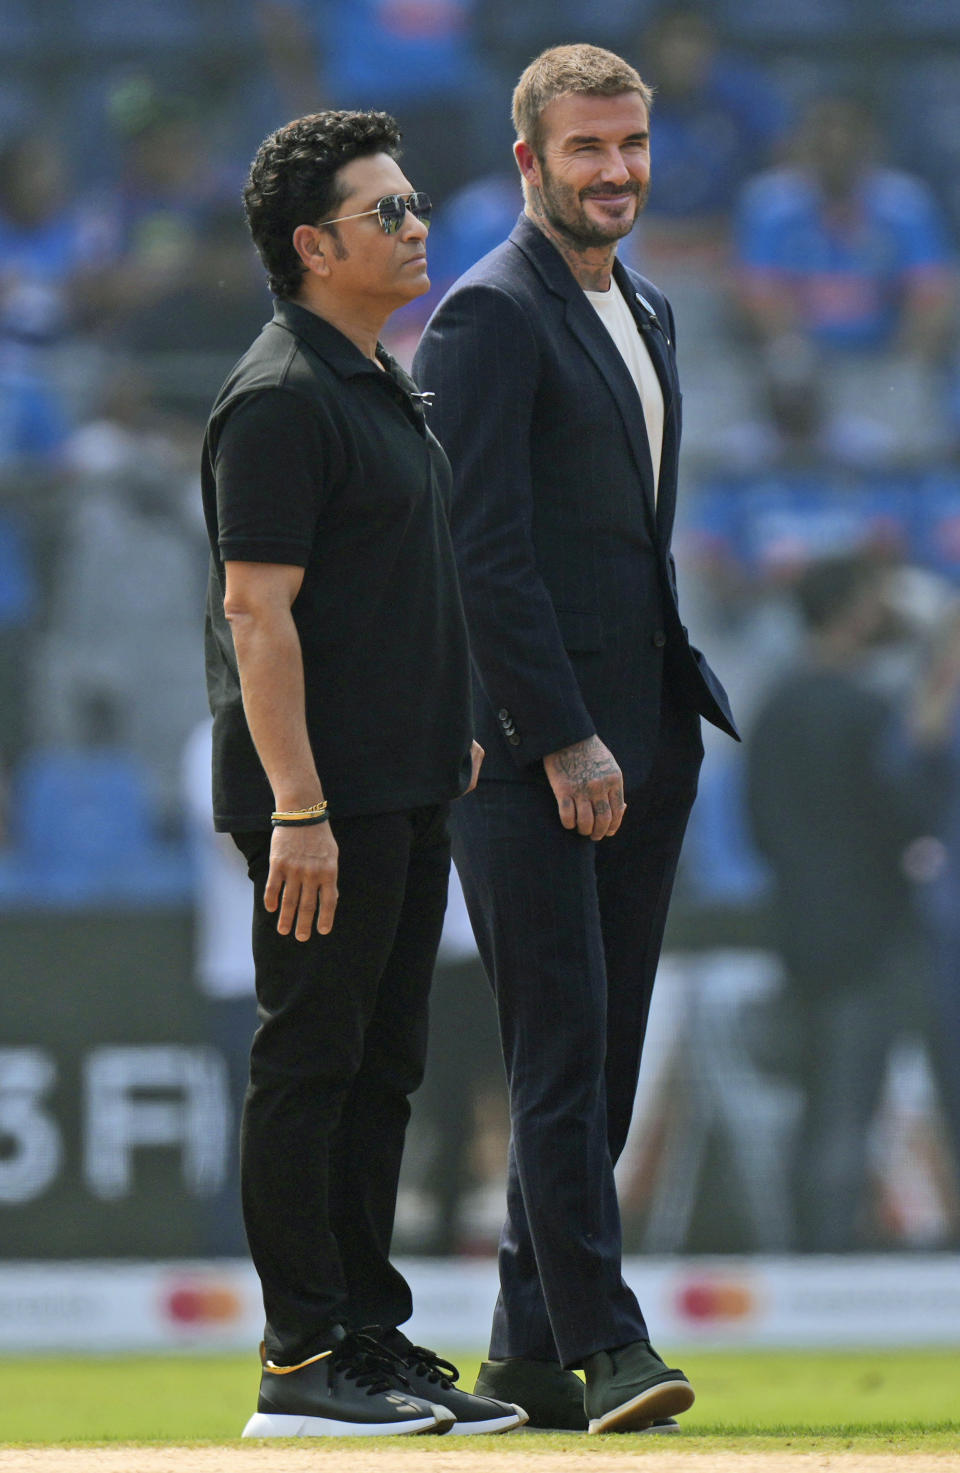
[[2, 1347, 958, 1448]]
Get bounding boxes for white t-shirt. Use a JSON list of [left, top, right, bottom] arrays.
[[584, 279, 664, 503]]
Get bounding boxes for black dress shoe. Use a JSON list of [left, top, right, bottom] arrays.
[[475, 1355, 680, 1433], [474, 1357, 587, 1430], [583, 1339, 694, 1434]]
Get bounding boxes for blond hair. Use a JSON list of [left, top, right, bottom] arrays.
[[512, 44, 653, 155]]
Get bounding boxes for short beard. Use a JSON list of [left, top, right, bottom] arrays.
[[535, 163, 646, 249]]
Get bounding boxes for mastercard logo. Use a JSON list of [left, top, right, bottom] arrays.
[[165, 1283, 243, 1325], [675, 1279, 755, 1322]]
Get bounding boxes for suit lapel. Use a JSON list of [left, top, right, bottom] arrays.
[[562, 291, 659, 531], [510, 218, 677, 541], [614, 261, 681, 550]]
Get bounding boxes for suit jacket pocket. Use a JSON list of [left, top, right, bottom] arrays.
[[554, 607, 604, 652]]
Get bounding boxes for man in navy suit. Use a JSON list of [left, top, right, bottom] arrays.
[[413, 45, 738, 1435]]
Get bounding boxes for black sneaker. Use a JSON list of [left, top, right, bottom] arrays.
[[242, 1330, 454, 1437], [380, 1329, 528, 1434]]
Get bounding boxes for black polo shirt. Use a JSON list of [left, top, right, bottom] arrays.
[[201, 298, 473, 831]]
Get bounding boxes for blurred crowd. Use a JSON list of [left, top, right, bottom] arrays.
[[2, 0, 960, 1254]]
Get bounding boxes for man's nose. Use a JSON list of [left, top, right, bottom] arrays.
[[597, 149, 633, 183], [401, 208, 429, 240]]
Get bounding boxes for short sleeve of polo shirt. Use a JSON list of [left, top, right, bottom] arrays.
[[214, 387, 329, 566]]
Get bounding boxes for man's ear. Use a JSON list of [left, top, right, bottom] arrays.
[[292, 224, 330, 278], [514, 139, 541, 190]]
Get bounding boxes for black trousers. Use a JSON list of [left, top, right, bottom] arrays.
[[452, 694, 703, 1368], [233, 803, 451, 1365]]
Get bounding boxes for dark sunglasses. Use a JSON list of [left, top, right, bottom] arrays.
[[322, 191, 432, 235]]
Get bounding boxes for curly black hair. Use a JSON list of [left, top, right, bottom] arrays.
[[243, 110, 403, 299]]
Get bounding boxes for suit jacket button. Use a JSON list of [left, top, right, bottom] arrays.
[[507, 733, 521, 746], [652, 630, 667, 647], [498, 708, 509, 721]]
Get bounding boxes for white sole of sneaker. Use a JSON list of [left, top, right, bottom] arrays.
[[587, 1378, 695, 1434], [242, 1410, 445, 1437], [449, 1405, 529, 1435]]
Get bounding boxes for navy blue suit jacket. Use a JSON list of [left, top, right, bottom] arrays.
[[413, 214, 737, 788]]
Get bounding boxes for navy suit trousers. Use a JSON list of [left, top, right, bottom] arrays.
[[452, 692, 702, 1367]]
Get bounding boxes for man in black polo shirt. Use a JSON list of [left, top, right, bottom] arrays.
[[202, 110, 523, 1438]]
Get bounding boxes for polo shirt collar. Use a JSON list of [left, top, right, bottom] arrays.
[[271, 298, 430, 421], [271, 298, 386, 380]]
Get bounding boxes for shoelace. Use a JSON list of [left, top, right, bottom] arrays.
[[332, 1332, 411, 1395], [402, 1343, 461, 1390]]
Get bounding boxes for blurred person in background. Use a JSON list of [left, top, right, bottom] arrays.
[[0, 132, 98, 346], [734, 94, 955, 361], [415, 43, 737, 1435], [34, 366, 208, 820], [0, 134, 100, 839], [0, 131, 103, 458], [746, 553, 940, 1252], [84, 79, 237, 333], [626, 4, 787, 262], [202, 109, 521, 1437], [732, 95, 957, 461]]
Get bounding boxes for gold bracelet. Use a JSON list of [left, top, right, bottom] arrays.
[[271, 800, 329, 824]]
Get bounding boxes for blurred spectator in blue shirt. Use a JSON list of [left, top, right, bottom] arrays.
[[0, 134, 98, 349], [34, 367, 208, 816], [0, 132, 107, 465], [734, 96, 956, 362], [83, 79, 237, 334], [629, 5, 788, 261]]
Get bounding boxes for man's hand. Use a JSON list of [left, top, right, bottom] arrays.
[[543, 735, 626, 840], [264, 822, 339, 940], [466, 740, 485, 793]]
